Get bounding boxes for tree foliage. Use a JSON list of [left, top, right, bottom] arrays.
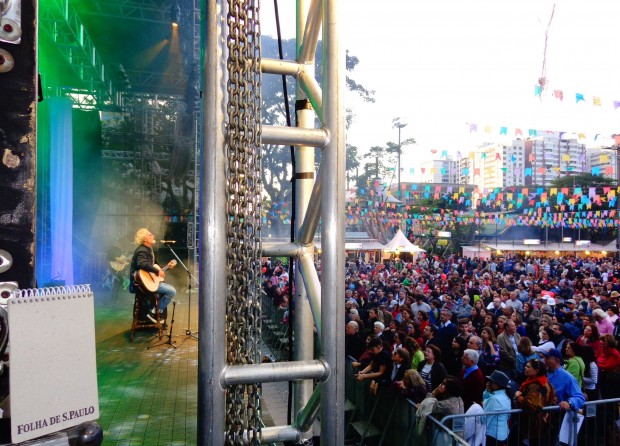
[[261, 36, 375, 236], [550, 173, 616, 188]]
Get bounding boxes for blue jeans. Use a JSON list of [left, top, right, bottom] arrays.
[[156, 282, 176, 312]]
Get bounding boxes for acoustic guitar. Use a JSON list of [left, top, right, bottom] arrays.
[[134, 260, 177, 293]]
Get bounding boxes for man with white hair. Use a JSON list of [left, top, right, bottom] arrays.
[[374, 321, 385, 338], [345, 321, 364, 359], [594, 308, 614, 336], [130, 227, 176, 325], [460, 349, 485, 409]]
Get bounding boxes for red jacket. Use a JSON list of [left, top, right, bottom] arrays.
[[597, 347, 620, 372], [459, 366, 485, 410]]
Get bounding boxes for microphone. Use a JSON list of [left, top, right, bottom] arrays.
[[160, 240, 176, 244]]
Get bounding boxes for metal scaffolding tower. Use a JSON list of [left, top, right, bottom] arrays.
[[200, 0, 346, 443]]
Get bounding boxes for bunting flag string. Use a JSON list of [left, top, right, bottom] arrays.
[[264, 183, 620, 229]]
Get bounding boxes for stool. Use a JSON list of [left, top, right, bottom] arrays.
[[130, 291, 163, 342]]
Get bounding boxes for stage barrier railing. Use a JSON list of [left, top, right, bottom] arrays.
[[345, 355, 620, 446]]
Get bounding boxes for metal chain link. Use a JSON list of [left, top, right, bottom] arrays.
[[225, 0, 262, 443]]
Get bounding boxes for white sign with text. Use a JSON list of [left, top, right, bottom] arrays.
[[8, 287, 99, 443]]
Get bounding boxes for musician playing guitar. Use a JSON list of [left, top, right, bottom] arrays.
[[129, 228, 177, 325]]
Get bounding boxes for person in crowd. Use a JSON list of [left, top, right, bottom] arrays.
[[345, 320, 364, 360], [445, 336, 467, 376], [417, 344, 447, 393], [411, 294, 432, 321], [577, 324, 602, 354], [396, 369, 427, 403], [436, 308, 458, 352], [526, 300, 542, 338], [480, 327, 500, 374], [551, 322, 568, 353], [422, 323, 441, 349], [418, 375, 464, 433], [533, 327, 555, 354], [390, 329, 406, 354], [454, 295, 473, 319], [511, 312, 527, 337], [483, 370, 512, 446], [562, 341, 585, 387], [514, 359, 557, 446], [497, 319, 521, 374], [355, 337, 392, 385], [542, 348, 585, 411], [594, 308, 615, 336], [515, 336, 539, 384], [596, 334, 620, 372], [417, 310, 430, 332], [459, 349, 485, 410], [389, 347, 411, 386], [403, 336, 425, 370], [576, 344, 599, 401]]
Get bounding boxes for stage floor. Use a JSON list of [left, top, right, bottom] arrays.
[[94, 288, 288, 445]]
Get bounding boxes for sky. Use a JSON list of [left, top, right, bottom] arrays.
[[260, 0, 620, 182]]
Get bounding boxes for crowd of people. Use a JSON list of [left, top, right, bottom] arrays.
[[340, 254, 620, 445]]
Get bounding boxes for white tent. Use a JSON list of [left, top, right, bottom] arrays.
[[383, 229, 425, 254]]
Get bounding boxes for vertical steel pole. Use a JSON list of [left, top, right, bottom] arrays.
[[0, 0, 37, 289], [293, 0, 316, 438], [199, 0, 227, 444], [321, 0, 345, 442]]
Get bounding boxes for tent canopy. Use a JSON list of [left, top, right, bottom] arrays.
[[383, 229, 425, 253]]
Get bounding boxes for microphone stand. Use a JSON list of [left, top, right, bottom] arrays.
[[162, 242, 199, 341], [147, 300, 177, 350]]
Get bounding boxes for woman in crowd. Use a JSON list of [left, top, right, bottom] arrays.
[[445, 336, 467, 376], [403, 336, 425, 371], [523, 301, 538, 338], [417, 344, 447, 393], [562, 341, 585, 387], [515, 336, 539, 384], [577, 344, 599, 401], [496, 315, 508, 336], [483, 313, 497, 334], [391, 330, 407, 354], [577, 324, 602, 354], [480, 327, 500, 374], [483, 370, 512, 446], [514, 359, 556, 446], [422, 375, 465, 430], [532, 327, 555, 354], [511, 312, 527, 337], [469, 307, 482, 332], [475, 308, 488, 335], [596, 334, 620, 373], [417, 310, 430, 332], [396, 369, 427, 403]]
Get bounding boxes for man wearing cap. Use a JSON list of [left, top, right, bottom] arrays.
[[483, 370, 512, 446], [543, 348, 585, 411]]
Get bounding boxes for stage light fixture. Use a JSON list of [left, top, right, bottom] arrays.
[[170, 2, 180, 27]]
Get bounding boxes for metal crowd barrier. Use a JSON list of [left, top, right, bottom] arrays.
[[345, 357, 418, 445], [432, 397, 620, 446], [344, 356, 620, 446]]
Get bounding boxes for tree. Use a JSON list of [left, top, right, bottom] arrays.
[[550, 173, 616, 188], [261, 36, 375, 236]]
